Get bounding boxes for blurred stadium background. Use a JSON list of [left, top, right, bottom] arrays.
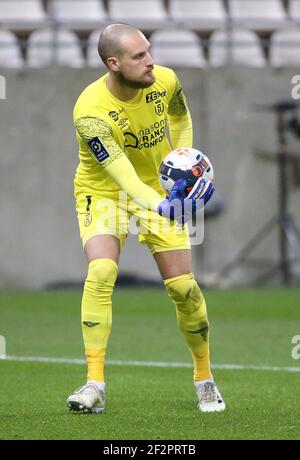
[[0, 0, 300, 440], [1, 0, 300, 288]]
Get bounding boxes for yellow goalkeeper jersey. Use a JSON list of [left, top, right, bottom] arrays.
[[73, 65, 192, 201]]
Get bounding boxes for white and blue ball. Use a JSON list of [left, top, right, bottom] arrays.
[[159, 147, 214, 196]]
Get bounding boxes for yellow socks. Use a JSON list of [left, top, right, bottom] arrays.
[[85, 350, 106, 383], [82, 263, 210, 383], [81, 258, 118, 382], [164, 273, 212, 382]]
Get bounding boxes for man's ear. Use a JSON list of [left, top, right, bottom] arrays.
[[107, 57, 120, 72]]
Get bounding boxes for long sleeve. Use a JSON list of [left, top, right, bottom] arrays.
[[168, 74, 193, 149], [75, 116, 163, 212]]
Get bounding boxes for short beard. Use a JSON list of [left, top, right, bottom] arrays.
[[116, 71, 155, 89]]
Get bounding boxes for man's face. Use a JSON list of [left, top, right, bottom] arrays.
[[116, 32, 155, 89]]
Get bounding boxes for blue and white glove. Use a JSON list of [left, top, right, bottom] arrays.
[[158, 177, 214, 224]]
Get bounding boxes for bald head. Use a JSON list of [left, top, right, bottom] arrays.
[[98, 24, 144, 67], [98, 23, 155, 90]]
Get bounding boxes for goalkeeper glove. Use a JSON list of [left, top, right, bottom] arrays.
[[158, 177, 214, 224]]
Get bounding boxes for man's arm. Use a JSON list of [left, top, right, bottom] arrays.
[[167, 73, 193, 149], [75, 116, 163, 212]]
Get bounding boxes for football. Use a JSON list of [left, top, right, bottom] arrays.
[[159, 147, 214, 196]]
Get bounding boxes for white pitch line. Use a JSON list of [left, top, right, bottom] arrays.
[[1, 355, 300, 373]]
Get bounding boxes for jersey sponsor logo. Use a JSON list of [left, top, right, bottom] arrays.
[[146, 90, 166, 103], [124, 118, 168, 150], [124, 132, 139, 148], [108, 108, 124, 121], [87, 137, 109, 163], [118, 117, 128, 127], [154, 101, 164, 116], [138, 117, 167, 149]]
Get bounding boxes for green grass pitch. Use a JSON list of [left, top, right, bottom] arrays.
[[0, 288, 299, 440]]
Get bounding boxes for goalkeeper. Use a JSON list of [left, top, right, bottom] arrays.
[[67, 24, 225, 414]]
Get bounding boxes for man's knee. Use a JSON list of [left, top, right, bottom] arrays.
[[86, 258, 118, 289], [164, 273, 209, 341], [164, 273, 206, 315]]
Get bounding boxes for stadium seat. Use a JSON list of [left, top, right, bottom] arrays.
[[0, 29, 24, 68], [86, 29, 106, 68], [288, 0, 300, 20], [169, 0, 227, 30], [228, 0, 287, 30], [108, 0, 168, 29], [270, 28, 300, 67], [209, 28, 266, 67], [0, 1, 47, 30], [27, 28, 84, 67], [150, 30, 206, 68], [48, 0, 107, 29]]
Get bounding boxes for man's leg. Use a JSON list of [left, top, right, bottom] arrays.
[[153, 249, 225, 412], [82, 235, 120, 383], [154, 249, 212, 382], [67, 234, 120, 413]]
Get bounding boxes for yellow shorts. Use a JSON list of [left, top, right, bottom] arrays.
[[76, 192, 191, 254]]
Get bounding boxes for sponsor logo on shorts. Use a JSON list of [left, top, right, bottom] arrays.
[[84, 214, 92, 227], [84, 195, 92, 226], [78, 191, 205, 246]]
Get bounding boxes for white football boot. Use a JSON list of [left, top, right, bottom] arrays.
[[67, 382, 105, 414], [195, 381, 225, 413]]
